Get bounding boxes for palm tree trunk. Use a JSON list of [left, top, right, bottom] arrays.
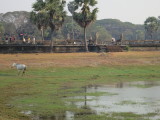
[[150, 34, 153, 40], [50, 30, 54, 53], [84, 27, 88, 52], [41, 28, 44, 42], [72, 18, 74, 40]]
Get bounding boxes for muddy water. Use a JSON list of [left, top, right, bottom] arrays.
[[70, 81, 160, 119]]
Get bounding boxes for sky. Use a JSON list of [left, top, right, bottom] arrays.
[[0, 0, 159, 25]]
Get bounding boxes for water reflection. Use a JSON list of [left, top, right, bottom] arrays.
[[31, 111, 74, 120], [70, 81, 160, 119]]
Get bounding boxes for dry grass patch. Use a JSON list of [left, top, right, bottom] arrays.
[[0, 51, 160, 69]]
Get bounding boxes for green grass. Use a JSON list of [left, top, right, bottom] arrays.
[[115, 100, 138, 105], [74, 112, 156, 120], [0, 65, 160, 119]]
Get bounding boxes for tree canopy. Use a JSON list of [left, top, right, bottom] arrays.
[[31, 0, 66, 52], [144, 17, 159, 39]]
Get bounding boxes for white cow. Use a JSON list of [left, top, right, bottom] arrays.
[[12, 63, 27, 76]]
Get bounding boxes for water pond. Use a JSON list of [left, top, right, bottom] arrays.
[[66, 81, 160, 120]]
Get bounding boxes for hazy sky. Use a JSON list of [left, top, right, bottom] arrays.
[[0, 0, 159, 24]]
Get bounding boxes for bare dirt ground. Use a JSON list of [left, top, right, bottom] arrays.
[[0, 51, 160, 69]]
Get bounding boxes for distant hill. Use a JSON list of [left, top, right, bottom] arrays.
[[0, 11, 30, 29], [96, 19, 145, 40]]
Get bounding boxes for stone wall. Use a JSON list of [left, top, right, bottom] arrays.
[[0, 45, 86, 53]]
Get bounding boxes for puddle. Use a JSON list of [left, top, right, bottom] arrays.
[[67, 81, 160, 119], [21, 110, 32, 115]]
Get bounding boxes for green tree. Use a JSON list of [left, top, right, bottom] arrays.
[[135, 30, 145, 40], [46, 0, 66, 52], [31, 0, 66, 52], [31, 0, 49, 41], [68, 1, 77, 40], [30, 11, 49, 41], [62, 16, 82, 41], [3, 23, 16, 35], [73, 0, 98, 52], [0, 23, 4, 32], [87, 24, 112, 44], [16, 22, 40, 40], [144, 17, 159, 39], [0, 23, 4, 41]]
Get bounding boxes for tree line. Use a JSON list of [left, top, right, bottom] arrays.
[[30, 0, 98, 52]]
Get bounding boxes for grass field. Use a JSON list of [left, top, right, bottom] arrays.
[[0, 51, 160, 120]]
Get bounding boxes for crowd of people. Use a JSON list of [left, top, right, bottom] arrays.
[[3, 35, 36, 44]]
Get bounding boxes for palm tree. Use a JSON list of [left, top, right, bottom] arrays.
[[73, 0, 98, 52], [31, 0, 66, 52], [68, 1, 77, 40], [30, 11, 49, 42], [45, 0, 66, 52]]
